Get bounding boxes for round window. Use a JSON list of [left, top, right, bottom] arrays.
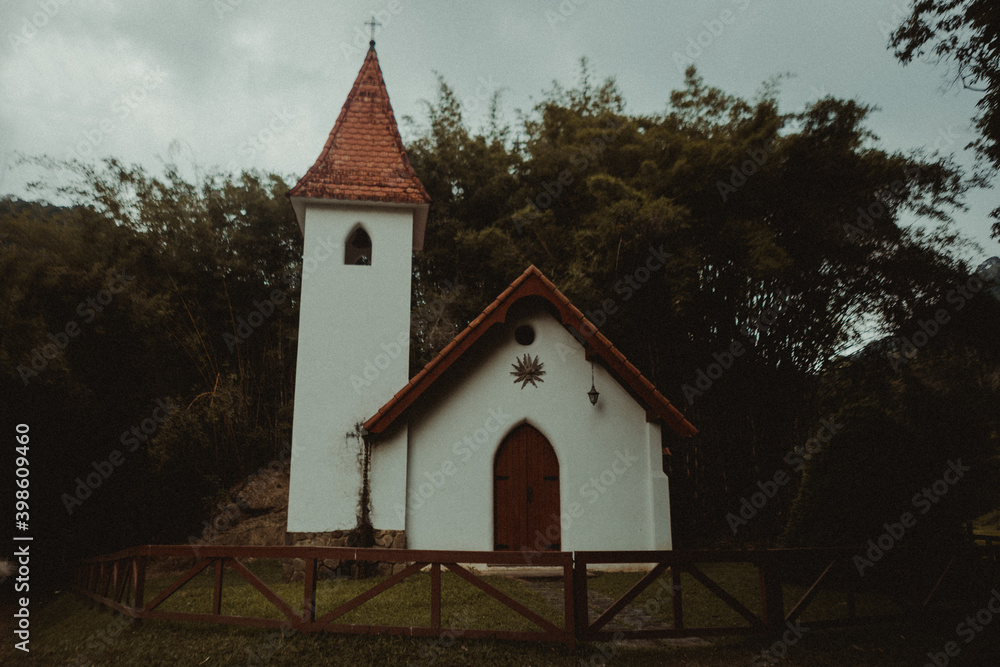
[[514, 325, 535, 346]]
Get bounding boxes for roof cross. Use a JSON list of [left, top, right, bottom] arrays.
[[365, 15, 382, 45]]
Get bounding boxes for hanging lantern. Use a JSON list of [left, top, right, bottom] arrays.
[[587, 361, 599, 405]]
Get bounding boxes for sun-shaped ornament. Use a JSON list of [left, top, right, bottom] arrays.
[[511, 353, 545, 389]]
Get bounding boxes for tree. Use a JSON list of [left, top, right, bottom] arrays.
[[780, 301, 1000, 594], [889, 0, 1000, 229], [1, 159, 301, 574]]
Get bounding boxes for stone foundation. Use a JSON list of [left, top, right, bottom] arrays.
[[282, 529, 407, 581]]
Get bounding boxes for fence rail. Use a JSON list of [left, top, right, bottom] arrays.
[[74, 545, 576, 648], [572, 547, 950, 641], [74, 544, 987, 646]]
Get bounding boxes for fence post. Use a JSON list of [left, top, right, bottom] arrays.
[[98, 562, 109, 609], [212, 559, 224, 615], [671, 566, 684, 630], [759, 555, 785, 633], [430, 563, 441, 632], [112, 560, 122, 604], [133, 556, 146, 627], [86, 564, 96, 609], [562, 554, 576, 651], [303, 558, 316, 626], [573, 555, 589, 640]]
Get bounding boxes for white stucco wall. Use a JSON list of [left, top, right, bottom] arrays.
[[369, 424, 408, 530], [387, 302, 673, 552], [287, 202, 415, 532]]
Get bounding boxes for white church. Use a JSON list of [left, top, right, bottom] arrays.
[[285, 41, 696, 556]]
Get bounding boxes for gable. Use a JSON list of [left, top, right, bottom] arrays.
[[363, 266, 697, 438]]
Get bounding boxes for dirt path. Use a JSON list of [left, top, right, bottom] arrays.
[[515, 577, 709, 649]]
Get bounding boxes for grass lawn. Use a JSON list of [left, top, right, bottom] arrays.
[[142, 560, 564, 632], [6, 559, 999, 666]]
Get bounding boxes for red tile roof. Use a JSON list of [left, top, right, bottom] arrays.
[[288, 45, 430, 205], [364, 266, 698, 439]]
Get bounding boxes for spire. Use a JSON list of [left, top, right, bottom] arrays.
[[288, 45, 430, 207]]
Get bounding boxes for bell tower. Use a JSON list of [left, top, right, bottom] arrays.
[[286, 42, 429, 532]]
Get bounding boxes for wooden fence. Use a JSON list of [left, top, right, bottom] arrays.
[[74, 545, 576, 648], [572, 547, 983, 641], [74, 544, 987, 647]]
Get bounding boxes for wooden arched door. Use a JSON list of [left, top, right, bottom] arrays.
[[494, 424, 560, 551]]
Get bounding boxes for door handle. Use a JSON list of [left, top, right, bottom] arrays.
[[527, 485, 533, 504]]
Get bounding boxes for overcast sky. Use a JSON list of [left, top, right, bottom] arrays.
[[2, 0, 996, 262]]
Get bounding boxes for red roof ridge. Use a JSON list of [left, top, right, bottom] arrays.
[[288, 45, 430, 206], [363, 265, 697, 438]]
